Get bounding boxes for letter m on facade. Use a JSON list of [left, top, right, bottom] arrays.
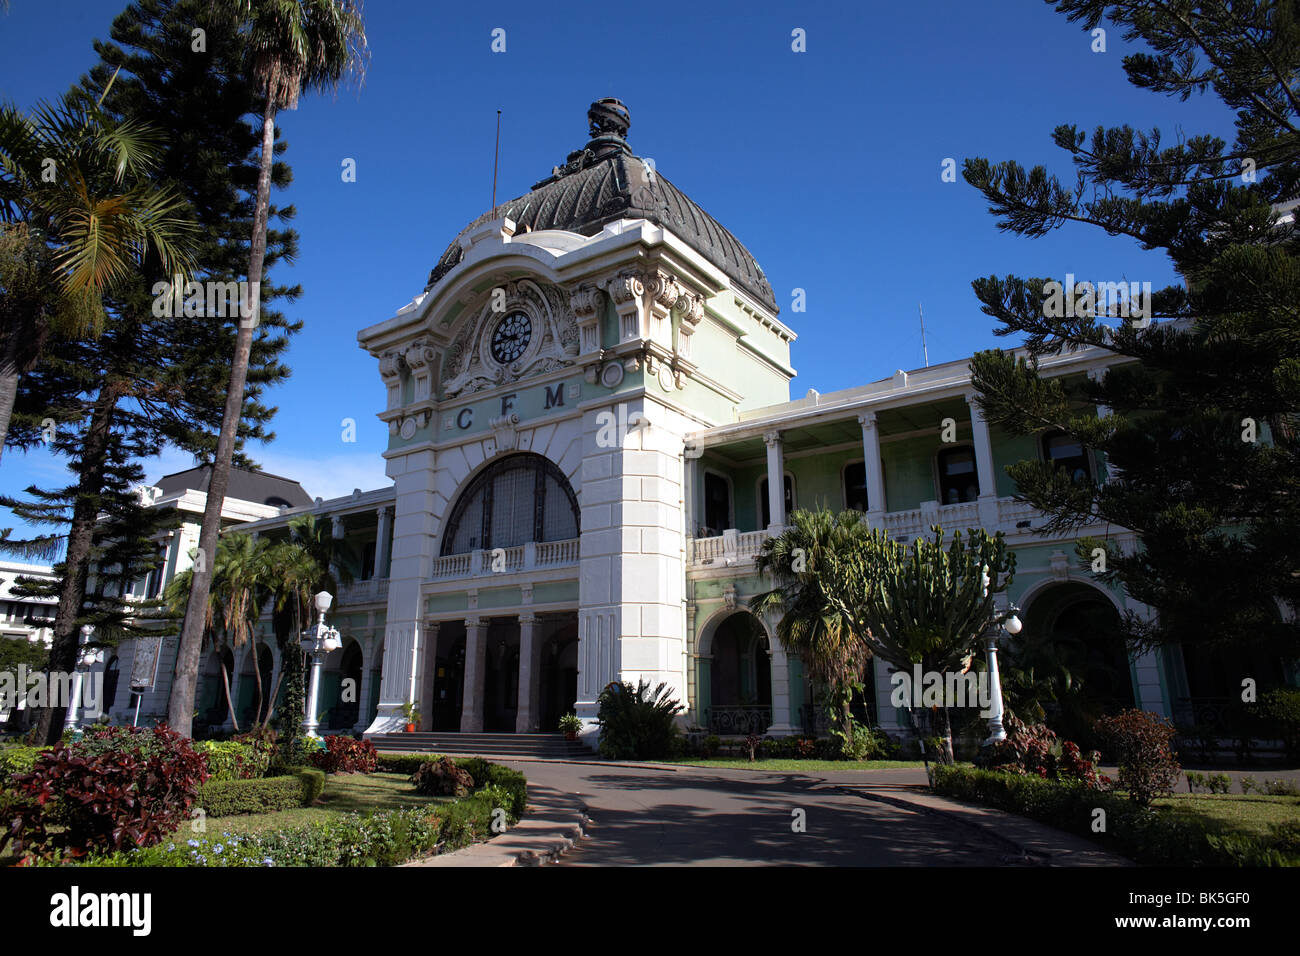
[[544, 384, 564, 409]]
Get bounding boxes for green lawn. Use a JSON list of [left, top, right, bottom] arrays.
[[205, 772, 450, 837], [1153, 793, 1300, 839], [660, 758, 925, 772]]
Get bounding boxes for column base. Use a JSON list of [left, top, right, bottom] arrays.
[[363, 704, 407, 737], [766, 723, 798, 737]]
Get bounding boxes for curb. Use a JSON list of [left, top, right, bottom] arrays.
[[821, 779, 1132, 866], [403, 785, 591, 868]]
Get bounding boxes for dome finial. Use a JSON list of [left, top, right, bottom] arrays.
[[588, 97, 630, 142]]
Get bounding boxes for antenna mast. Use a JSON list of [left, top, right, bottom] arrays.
[[919, 303, 930, 368], [491, 109, 502, 211]]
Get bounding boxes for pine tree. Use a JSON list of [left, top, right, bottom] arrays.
[[2, 0, 301, 743], [964, 1, 1300, 668]]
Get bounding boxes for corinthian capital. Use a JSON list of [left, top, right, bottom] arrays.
[[605, 270, 644, 306], [569, 284, 604, 320], [675, 292, 705, 327]]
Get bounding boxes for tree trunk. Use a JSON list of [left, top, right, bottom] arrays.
[[251, 644, 264, 727], [169, 70, 280, 738], [221, 660, 239, 732], [31, 385, 117, 744], [937, 705, 955, 765], [0, 334, 20, 464], [262, 666, 284, 728]]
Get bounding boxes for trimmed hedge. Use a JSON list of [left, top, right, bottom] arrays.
[[376, 752, 439, 775], [932, 765, 1298, 866], [195, 769, 326, 818], [76, 773, 521, 867]]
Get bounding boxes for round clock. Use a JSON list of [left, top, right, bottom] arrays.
[[490, 311, 532, 364]]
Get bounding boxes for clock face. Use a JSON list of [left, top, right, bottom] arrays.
[[491, 311, 532, 364]]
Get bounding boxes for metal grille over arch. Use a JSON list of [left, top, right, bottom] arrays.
[[440, 453, 580, 555]]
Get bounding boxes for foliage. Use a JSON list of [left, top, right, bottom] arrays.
[[308, 735, 377, 774], [932, 764, 1297, 866], [752, 509, 875, 737], [0, 744, 47, 786], [558, 713, 582, 735], [1256, 688, 1300, 761], [975, 714, 1107, 789], [963, 1, 1300, 664], [1094, 709, 1181, 807], [822, 520, 1017, 764], [195, 739, 271, 782], [195, 768, 324, 817], [2, 724, 208, 859], [1185, 771, 1233, 795], [0, 635, 49, 674], [411, 755, 473, 797], [595, 679, 684, 760]]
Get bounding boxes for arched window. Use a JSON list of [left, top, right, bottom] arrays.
[[936, 446, 980, 503], [843, 461, 869, 512], [1041, 429, 1091, 482], [441, 453, 579, 555]]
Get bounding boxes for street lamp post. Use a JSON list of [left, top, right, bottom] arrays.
[[983, 605, 1022, 746], [301, 591, 342, 738], [63, 624, 104, 735]]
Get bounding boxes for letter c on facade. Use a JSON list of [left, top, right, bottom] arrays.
[[457, 408, 473, 429]]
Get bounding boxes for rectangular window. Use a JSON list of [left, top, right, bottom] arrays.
[[704, 472, 731, 533], [844, 461, 869, 512]]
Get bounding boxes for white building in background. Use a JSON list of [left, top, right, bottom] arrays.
[[0, 561, 57, 647]]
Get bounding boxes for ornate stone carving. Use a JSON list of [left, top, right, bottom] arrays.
[[569, 284, 603, 321], [607, 271, 644, 306], [676, 292, 704, 327], [490, 412, 520, 454], [379, 350, 405, 384], [723, 582, 737, 610]]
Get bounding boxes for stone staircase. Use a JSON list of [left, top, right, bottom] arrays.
[[368, 731, 594, 760]]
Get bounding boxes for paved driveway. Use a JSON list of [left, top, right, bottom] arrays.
[[502, 762, 1038, 866]]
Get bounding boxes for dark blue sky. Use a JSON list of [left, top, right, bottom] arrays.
[[0, 0, 1235, 517]]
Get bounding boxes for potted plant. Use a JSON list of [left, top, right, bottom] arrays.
[[558, 713, 582, 741], [400, 702, 421, 733]]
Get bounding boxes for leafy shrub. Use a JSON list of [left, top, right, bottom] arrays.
[[196, 769, 325, 817], [377, 752, 442, 775], [595, 679, 683, 760], [310, 735, 378, 774], [701, 735, 721, 758], [196, 740, 271, 782], [1262, 778, 1300, 797], [1257, 688, 1300, 760], [442, 757, 528, 818], [0, 745, 46, 787], [3, 724, 209, 860], [268, 735, 323, 774], [1094, 709, 1181, 807], [932, 765, 1297, 866], [1240, 776, 1258, 795], [412, 756, 473, 797], [740, 734, 762, 761]]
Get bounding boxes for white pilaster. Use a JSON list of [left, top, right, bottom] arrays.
[[767, 637, 796, 736], [374, 505, 393, 579]]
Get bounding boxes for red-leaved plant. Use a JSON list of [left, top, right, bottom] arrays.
[[309, 735, 379, 774], [2, 724, 209, 861], [1094, 709, 1181, 807]]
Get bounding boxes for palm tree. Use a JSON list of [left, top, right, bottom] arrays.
[[0, 95, 195, 460], [165, 532, 271, 730], [753, 508, 875, 738], [169, 0, 368, 738]]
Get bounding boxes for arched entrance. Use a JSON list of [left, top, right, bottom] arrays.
[[1015, 581, 1133, 745], [327, 640, 363, 730], [701, 610, 773, 735]]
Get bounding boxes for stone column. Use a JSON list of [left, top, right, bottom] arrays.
[[516, 613, 541, 733], [767, 634, 797, 737], [460, 617, 487, 732], [374, 506, 393, 579], [763, 430, 785, 532], [858, 411, 886, 529], [966, 392, 1000, 529], [1088, 368, 1120, 484], [355, 635, 376, 733], [419, 621, 440, 731]]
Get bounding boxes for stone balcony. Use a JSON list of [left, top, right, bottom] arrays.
[[336, 577, 390, 606], [430, 537, 581, 580], [687, 496, 1088, 571]]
